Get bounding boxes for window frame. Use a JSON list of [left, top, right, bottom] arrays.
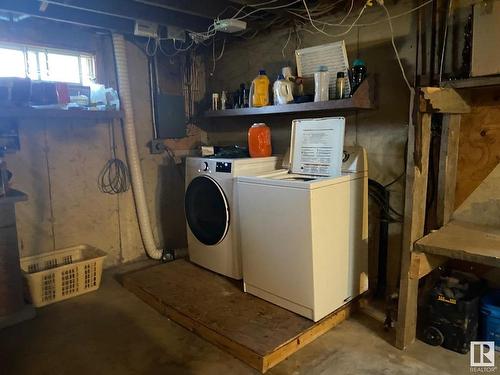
[[0, 41, 96, 85]]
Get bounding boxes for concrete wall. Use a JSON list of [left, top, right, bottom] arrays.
[[205, 0, 420, 292], [3, 20, 202, 267]]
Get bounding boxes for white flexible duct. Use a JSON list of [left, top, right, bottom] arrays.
[[112, 33, 163, 260]]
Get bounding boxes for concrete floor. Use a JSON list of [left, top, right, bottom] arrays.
[[0, 260, 496, 375]]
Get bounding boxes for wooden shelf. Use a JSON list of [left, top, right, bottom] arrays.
[[205, 77, 375, 118], [0, 107, 124, 120], [415, 220, 500, 268], [440, 75, 500, 89], [0, 189, 28, 205]]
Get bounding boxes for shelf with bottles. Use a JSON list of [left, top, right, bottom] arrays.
[[204, 77, 375, 118]]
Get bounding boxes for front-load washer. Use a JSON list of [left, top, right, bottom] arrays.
[[185, 156, 280, 279], [236, 117, 369, 321]]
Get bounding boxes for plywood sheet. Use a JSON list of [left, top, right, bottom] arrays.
[[456, 91, 500, 208], [122, 259, 355, 373], [415, 220, 500, 268]]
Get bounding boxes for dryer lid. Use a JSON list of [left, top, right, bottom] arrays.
[[289, 117, 345, 177]]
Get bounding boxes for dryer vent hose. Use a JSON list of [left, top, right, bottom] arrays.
[[112, 33, 163, 260]]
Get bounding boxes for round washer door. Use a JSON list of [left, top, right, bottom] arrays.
[[185, 175, 230, 246]]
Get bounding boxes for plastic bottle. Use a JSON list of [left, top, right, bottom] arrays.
[[221, 90, 227, 110], [249, 70, 270, 107], [248, 123, 272, 157], [335, 72, 346, 99], [351, 59, 367, 94], [273, 74, 294, 105], [314, 65, 330, 102]]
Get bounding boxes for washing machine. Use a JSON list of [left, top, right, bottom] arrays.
[[185, 156, 280, 279], [236, 117, 369, 321]]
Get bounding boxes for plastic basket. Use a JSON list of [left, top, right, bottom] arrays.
[[20, 245, 107, 307]]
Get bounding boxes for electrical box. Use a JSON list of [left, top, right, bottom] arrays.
[[134, 20, 159, 38], [156, 94, 186, 139]]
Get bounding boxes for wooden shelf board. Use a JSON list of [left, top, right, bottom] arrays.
[[415, 220, 500, 268], [440, 76, 500, 89], [0, 189, 28, 205], [205, 77, 375, 118], [0, 107, 124, 120]]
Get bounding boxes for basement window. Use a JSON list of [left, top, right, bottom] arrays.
[[0, 43, 96, 85]]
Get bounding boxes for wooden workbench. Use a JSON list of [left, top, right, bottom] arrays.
[[0, 189, 35, 329]]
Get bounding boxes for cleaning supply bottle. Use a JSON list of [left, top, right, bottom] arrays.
[[314, 65, 330, 102], [248, 123, 272, 157], [249, 70, 270, 107], [273, 74, 294, 105], [350, 59, 367, 94]]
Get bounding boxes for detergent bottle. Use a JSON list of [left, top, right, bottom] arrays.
[[273, 74, 294, 105], [249, 70, 270, 107]]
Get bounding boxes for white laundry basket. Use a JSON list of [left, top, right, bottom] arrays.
[[20, 245, 107, 307]]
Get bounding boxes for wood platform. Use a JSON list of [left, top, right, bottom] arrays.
[[121, 259, 357, 373]]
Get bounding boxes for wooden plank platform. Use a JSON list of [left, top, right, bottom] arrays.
[[415, 220, 500, 268], [121, 259, 357, 373]]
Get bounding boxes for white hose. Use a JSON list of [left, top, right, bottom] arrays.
[[112, 33, 163, 260]]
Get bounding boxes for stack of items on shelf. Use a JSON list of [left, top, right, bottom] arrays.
[[0, 77, 120, 111], [210, 41, 368, 111]]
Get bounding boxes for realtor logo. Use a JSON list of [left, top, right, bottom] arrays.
[[470, 341, 496, 368]]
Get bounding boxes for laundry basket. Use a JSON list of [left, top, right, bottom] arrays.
[[20, 245, 107, 307]]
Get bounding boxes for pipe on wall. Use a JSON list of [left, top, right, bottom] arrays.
[[111, 32, 163, 260]]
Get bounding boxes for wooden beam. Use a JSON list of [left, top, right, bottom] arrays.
[[396, 112, 432, 350], [420, 87, 471, 114], [409, 252, 447, 279], [0, 0, 209, 34], [136, 0, 232, 19], [0, 0, 135, 34], [436, 114, 461, 227], [40, 0, 210, 30]]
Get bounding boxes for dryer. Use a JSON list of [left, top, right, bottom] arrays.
[[185, 156, 280, 279], [236, 118, 369, 321]]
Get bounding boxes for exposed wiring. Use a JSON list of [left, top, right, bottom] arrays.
[[211, 38, 226, 75], [98, 122, 130, 194], [338, 0, 354, 25], [379, 0, 413, 92], [301, 0, 368, 38], [288, 0, 433, 28], [234, 0, 302, 21], [282, 27, 293, 58]]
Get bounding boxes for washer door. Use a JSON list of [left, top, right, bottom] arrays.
[[185, 175, 230, 246]]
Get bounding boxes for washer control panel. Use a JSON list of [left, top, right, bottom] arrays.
[[215, 161, 232, 173]]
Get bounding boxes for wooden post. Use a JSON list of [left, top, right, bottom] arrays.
[[396, 112, 432, 349], [436, 114, 461, 226]]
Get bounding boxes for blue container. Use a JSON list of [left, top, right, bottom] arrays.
[[480, 289, 500, 351]]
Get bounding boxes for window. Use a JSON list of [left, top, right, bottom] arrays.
[[0, 43, 95, 85]]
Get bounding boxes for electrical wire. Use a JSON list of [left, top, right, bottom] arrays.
[[301, 0, 368, 38], [211, 38, 226, 75], [338, 0, 355, 25], [98, 122, 130, 194], [439, 0, 454, 84], [282, 27, 293, 58]]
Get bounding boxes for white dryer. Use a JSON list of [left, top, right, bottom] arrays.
[[236, 118, 369, 321], [185, 156, 280, 279]]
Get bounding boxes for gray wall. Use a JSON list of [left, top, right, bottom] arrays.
[[206, 0, 419, 292], [3, 21, 202, 268]]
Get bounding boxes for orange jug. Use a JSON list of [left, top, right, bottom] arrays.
[[248, 123, 272, 157]]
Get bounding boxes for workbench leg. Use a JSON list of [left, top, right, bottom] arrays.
[[396, 113, 432, 349]]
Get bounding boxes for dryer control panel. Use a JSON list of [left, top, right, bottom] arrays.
[[216, 161, 232, 173]]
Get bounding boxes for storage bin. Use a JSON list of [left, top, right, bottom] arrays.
[[20, 245, 107, 307], [481, 289, 500, 351]]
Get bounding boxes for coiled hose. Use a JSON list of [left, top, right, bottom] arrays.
[[112, 33, 163, 260]]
